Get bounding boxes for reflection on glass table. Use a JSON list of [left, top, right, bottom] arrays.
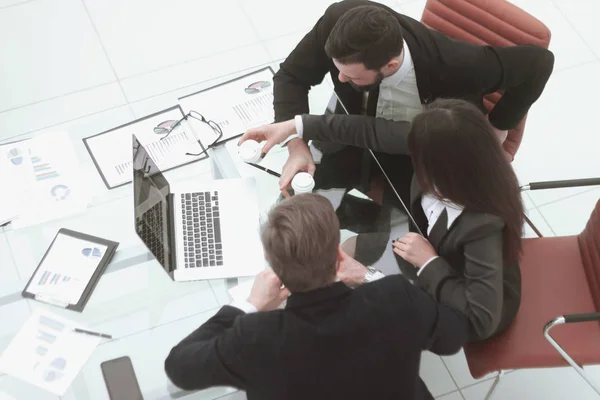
[[0, 81, 412, 399]]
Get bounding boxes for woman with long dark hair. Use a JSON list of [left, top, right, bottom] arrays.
[[392, 99, 523, 340], [240, 98, 524, 340]]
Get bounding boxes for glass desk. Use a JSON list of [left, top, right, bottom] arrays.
[[0, 83, 411, 399]]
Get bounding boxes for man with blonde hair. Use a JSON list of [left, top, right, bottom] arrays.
[[165, 193, 468, 400]]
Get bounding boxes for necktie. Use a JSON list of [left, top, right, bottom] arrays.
[[366, 88, 380, 116], [427, 207, 448, 247]]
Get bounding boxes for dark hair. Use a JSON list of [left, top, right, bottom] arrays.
[[324, 5, 404, 70], [407, 98, 524, 265], [261, 193, 340, 292]]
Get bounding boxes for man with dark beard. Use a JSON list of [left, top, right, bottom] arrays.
[[272, 0, 553, 205]]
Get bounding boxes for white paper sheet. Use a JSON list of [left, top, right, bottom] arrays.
[[0, 139, 33, 225], [179, 68, 275, 144], [0, 133, 90, 229], [0, 310, 101, 396], [26, 233, 108, 306], [228, 275, 287, 310], [0, 184, 19, 226], [84, 107, 208, 188], [227, 277, 256, 304]]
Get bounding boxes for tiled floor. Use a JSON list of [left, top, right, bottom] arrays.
[[1, 0, 599, 399]]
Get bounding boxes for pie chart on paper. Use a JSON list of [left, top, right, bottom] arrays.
[[7, 148, 23, 166], [81, 247, 103, 258], [245, 80, 271, 94], [50, 184, 70, 201]]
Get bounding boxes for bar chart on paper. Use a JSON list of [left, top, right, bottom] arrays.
[[232, 91, 274, 126], [113, 160, 132, 178], [31, 155, 59, 181], [145, 130, 194, 166], [29, 152, 73, 202], [27, 236, 109, 306], [3, 133, 90, 229], [177, 67, 276, 144], [35, 315, 64, 363], [84, 104, 208, 189], [37, 271, 72, 286], [111, 131, 192, 179]]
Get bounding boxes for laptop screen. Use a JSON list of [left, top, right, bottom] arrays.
[[132, 135, 173, 272]]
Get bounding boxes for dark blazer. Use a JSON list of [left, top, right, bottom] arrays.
[[273, 0, 554, 155], [301, 114, 521, 340], [164, 276, 469, 400]]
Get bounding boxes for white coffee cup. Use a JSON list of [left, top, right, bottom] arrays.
[[238, 140, 262, 163], [291, 172, 315, 194]]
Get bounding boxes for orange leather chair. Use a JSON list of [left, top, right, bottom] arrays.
[[420, 4, 600, 397], [463, 197, 600, 398], [420, 0, 551, 159]]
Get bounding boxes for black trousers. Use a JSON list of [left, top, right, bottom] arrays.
[[312, 145, 414, 270], [313, 145, 414, 209]]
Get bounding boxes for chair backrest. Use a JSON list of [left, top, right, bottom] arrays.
[[578, 199, 600, 311], [420, 0, 551, 157]]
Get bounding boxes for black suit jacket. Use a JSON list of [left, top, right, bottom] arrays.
[[165, 276, 469, 400], [274, 0, 554, 134], [300, 114, 521, 340]]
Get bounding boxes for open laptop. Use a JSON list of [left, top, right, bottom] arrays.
[[132, 134, 264, 281]]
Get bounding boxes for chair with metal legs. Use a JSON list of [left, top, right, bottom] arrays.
[[522, 178, 600, 237], [464, 178, 600, 399]]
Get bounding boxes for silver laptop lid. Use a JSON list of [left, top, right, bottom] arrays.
[[132, 134, 175, 273]]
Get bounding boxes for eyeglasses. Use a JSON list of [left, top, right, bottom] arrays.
[[153, 110, 223, 157]]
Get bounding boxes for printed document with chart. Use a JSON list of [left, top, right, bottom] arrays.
[[0, 309, 101, 395], [0, 132, 90, 229], [178, 67, 275, 145], [84, 105, 208, 189]]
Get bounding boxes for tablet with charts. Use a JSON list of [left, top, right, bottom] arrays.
[[22, 228, 119, 312]]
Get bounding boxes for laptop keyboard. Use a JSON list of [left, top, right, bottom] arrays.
[[181, 191, 224, 268], [136, 202, 165, 266]]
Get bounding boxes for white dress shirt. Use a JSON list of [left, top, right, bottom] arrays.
[[417, 194, 464, 275], [376, 41, 423, 122], [294, 41, 423, 141], [293, 42, 434, 280]]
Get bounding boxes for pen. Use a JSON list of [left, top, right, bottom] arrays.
[[73, 328, 113, 339], [247, 163, 281, 178]]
